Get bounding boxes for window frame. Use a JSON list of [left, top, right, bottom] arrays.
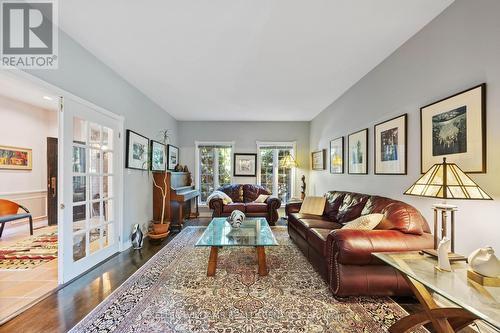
[[195, 141, 235, 205], [256, 141, 296, 204]]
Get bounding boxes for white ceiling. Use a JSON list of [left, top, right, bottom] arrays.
[[0, 74, 59, 111], [59, 0, 453, 121]]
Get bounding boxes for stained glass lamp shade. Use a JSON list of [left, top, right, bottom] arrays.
[[279, 155, 298, 169], [404, 158, 491, 200]]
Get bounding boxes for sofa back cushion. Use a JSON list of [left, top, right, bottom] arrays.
[[362, 196, 429, 235], [336, 192, 370, 224], [218, 184, 244, 202], [323, 191, 346, 222], [242, 184, 271, 203]]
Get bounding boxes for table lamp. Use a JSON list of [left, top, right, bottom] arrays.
[[404, 158, 492, 261]]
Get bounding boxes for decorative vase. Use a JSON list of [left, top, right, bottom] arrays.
[[227, 210, 245, 229], [131, 223, 143, 250], [468, 247, 500, 278]]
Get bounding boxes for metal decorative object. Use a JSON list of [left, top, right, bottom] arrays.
[[131, 223, 144, 249], [227, 210, 245, 229]]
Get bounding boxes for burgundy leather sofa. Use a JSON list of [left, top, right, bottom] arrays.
[[208, 184, 281, 225], [286, 191, 433, 297]]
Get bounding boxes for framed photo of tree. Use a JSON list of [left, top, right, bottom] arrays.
[[374, 114, 407, 175], [348, 129, 368, 174], [167, 144, 179, 171], [150, 140, 167, 172], [329, 137, 344, 174], [420, 84, 486, 173]]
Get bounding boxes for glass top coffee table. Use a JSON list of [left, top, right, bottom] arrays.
[[195, 217, 278, 276], [374, 251, 500, 333]]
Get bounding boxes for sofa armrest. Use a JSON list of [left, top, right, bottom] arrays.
[[285, 201, 302, 216], [326, 229, 434, 266], [266, 196, 281, 209], [208, 198, 224, 216]]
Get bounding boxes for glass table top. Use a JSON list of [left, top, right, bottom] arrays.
[[374, 252, 500, 330], [195, 218, 278, 247]]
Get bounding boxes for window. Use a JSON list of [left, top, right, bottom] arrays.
[[196, 142, 233, 204], [257, 142, 295, 204]]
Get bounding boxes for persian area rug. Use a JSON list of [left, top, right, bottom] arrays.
[[0, 232, 58, 270], [70, 227, 424, 333]]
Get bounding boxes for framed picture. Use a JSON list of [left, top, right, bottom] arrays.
[[126, 130, 149, 170], [311, 149, 326, 170], [234, 153, 257, 177], [348, 129, 368, 174], [421, 83, 486, 173], [167, 144, 179, 171], [150, 140, 166, 172], [0, 145, 32, 170], [374, 114, 407, 175], [329, 137, 344, 174]]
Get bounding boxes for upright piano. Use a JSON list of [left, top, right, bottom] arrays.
[[153, 171, 200, 231]]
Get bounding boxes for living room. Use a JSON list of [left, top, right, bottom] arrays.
[[0, 0, 499, 332]]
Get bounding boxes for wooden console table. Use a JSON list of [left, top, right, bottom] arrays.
[[373, 252, 500, 333]]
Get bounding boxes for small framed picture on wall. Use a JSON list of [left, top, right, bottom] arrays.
[[420, 83, 486, 173], [150, 140, 167, 172], [311, 149, 326, 170], [374, 114, 407, 175], [329, 137, 344, 174], [167, 144, 179, 171], [126, 130, 149, 170], [348, 129, 368, 174], [234, 153, 257, 176]]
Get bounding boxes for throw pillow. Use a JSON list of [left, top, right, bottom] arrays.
[[254, 194, 269, 203], [341, 213, 384, 230], [299, 196, 327, 216]]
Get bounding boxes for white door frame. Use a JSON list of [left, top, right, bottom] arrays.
[[0, 69, 125, 285]]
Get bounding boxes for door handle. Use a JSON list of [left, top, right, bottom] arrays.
[[51, 177, 57, 197]]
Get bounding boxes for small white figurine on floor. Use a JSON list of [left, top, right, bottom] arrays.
[[131, 223, 144, 250], [436, 237, 452, 272], [468, 247, 500, 278], [227, 210, 245, 229]]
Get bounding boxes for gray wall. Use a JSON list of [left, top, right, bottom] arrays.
[[26, 31, 178, 244], [178, 121, 309, 200], [309, 0, 500, 255]]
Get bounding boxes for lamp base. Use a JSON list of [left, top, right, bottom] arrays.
[[420, 249, 467, 262]]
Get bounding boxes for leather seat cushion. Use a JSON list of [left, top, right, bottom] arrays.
[[308, 228, 332, 256], [290, 217, 340, 239], [245, 203, 267, 213], [222, 203, 246, 213]]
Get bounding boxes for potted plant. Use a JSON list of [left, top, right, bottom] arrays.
[[148, 129, 171, 241]]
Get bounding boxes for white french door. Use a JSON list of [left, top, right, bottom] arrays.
[[60, 97, 122, 283]]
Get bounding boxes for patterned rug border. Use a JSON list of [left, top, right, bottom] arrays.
[[69, 225, 417, 333], [69, 226, 208, 332]]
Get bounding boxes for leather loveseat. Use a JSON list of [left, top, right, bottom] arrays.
[[208, 184, 281, 225], [286, 191, 433, 297]]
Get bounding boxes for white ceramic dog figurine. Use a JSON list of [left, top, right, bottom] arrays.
[[227, 210, 245, 229], [436, 237, 452, 272]]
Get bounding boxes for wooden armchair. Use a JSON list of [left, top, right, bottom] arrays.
[[0, 199, 33, 238]]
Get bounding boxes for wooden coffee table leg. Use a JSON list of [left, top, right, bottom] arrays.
[[256, 246, 268, 276], [207, 246, 218, 277]]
